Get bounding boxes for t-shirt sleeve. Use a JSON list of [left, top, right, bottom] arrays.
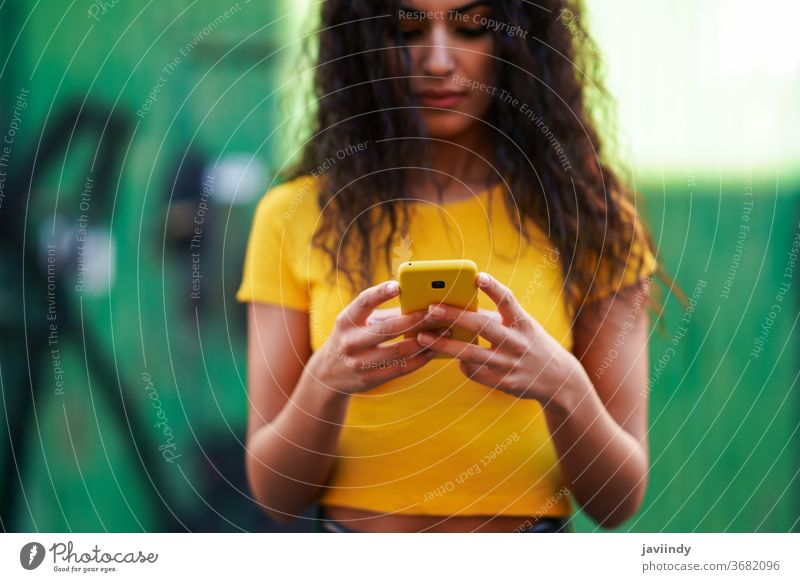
[[585, 217, 658, 303], [235, 189, 309, 310]]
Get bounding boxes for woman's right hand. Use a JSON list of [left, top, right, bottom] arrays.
[[308, 280, 447, 395]]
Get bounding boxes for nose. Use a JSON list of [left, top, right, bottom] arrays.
[[421, 25, 455, 78]]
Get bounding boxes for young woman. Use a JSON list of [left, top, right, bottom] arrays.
[[237, 0, 670, 532]]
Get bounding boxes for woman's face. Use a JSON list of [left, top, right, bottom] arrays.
[[390, 0, 498, 139]]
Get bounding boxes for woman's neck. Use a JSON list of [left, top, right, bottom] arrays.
[[406, 126, 496, 202]]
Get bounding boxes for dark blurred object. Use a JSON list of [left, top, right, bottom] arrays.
[[0, 102, 185, 530], [182, 437, 314, 532]]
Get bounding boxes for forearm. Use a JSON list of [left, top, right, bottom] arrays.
[[542, 357, 648, 528], [246, 363, 350, 522]]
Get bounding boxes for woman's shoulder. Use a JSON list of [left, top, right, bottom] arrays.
[[255, 174, 320, 218]]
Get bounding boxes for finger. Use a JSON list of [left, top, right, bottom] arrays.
[[429, 327, 452, 336], [349, 337, 431, 368], [416, 331, 515, 368], [339, 280, 399, 328], [477, 308, 504, 324], [426, 303, 519, 350], [364, 348, 438, 384], [459, 360, 497, 385], [476, 272, 530, 329], [366, 306, 403, 326], [348, 310, 431, 351]]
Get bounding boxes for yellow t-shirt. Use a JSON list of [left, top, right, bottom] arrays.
[[236, 175, 657, 517]]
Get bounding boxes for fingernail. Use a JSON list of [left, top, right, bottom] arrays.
[[386, 281, 399, 295], [428, 304, 444, 317], [477, 273, 488, 286], [418, 332, 434, 343]]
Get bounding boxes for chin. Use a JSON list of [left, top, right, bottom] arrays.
[[420, 113, 476, 139]]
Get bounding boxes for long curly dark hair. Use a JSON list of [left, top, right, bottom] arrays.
[[286, 0, 677, 328]]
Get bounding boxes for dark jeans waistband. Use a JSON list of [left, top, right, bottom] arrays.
[[316, 507, 573, 533]]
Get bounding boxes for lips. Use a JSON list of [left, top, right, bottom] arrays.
[[415, 90, 466, 108]]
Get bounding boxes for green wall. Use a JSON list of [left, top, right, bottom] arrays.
[[574, 171, 800, 532]]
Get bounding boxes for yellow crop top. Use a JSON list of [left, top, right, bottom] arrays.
[[236, 175, 657, 517]]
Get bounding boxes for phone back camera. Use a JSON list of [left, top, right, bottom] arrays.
[[431, 280, 445, 289]]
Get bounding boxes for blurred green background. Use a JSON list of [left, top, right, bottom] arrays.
[[0, 0, 798, 532]]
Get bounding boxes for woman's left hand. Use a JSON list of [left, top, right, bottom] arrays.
[[416, 271, 583, 405]]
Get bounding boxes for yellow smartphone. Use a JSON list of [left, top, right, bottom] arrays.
[[397, 259, 479, 359]]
